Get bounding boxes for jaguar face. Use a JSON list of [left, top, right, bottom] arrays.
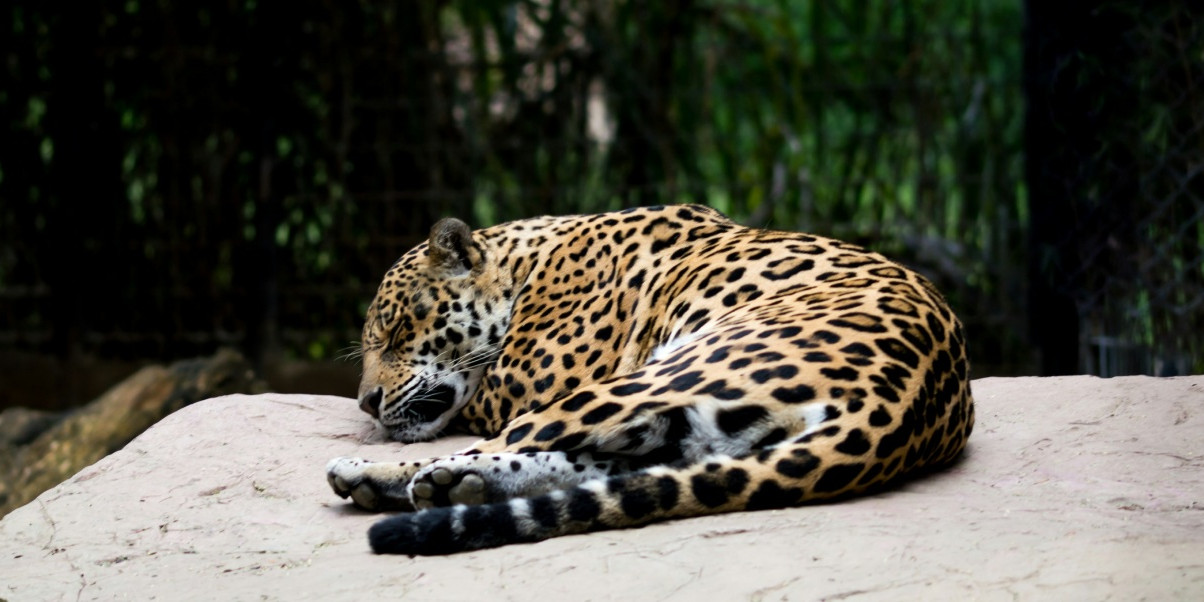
[[357, 218, 508, 442]]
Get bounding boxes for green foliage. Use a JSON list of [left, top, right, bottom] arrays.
[[0, 0, 1198, 375], [0, 0, 1027, 368], [440, 0, 1029, 369]]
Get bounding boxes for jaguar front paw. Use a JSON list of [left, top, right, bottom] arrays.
[[326, 457, 419, 512]]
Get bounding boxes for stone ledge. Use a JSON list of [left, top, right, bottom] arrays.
[[1, 375, 1202, 600]]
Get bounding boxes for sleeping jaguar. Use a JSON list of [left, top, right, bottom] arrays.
[[327, 204, 974, 555]]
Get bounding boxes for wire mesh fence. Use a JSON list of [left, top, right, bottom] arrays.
[[1026, 1, 1204, 376], [0, 0, 1200, 406]]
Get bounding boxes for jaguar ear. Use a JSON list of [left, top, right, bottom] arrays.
[[428, 218, 476, 274]]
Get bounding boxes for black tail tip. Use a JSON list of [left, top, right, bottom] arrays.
[[368, 502, 533, 555], [368, 508, 462, 556], [368, 514, 413, 555]]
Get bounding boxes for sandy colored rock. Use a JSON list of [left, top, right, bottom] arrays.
[[1, 375, 1202, 600]]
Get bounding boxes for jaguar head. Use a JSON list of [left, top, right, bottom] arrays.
[[357, 218, 509, 442]]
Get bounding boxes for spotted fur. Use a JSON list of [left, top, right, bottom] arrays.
[[327, 204, 974, 555]]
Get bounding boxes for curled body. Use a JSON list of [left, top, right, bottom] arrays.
[[327, 204, 975, 555]]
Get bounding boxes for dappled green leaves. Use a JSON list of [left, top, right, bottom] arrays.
[[0, 0, 1197, 373]]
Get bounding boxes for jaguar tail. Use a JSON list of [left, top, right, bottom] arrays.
[[368, 466, 722, 555]]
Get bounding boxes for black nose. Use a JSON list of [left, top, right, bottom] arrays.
[[359, 386, 383, 418]]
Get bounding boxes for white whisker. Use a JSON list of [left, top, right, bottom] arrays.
[[335, 341, 364, 363]]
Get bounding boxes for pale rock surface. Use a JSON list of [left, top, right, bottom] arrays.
[[2, 376, 1202, 601]]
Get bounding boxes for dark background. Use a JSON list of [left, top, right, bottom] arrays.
[[2, 0, 1201, 412]]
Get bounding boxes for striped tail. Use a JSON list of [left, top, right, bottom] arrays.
[[369, 480, 611, 555], [369, 468, 718, 555], [366, 438, 965, 555]]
